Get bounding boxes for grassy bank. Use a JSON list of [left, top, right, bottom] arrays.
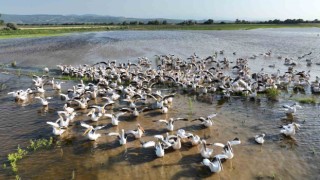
[[1, 23, 319, 39]]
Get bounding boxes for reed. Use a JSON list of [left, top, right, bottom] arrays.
[[266, 88, 280, 100]]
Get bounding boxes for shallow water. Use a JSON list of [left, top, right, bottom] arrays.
[[0, 29, 320, 179]]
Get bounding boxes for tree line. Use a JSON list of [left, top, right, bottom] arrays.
[[235, 18, 320, 24]]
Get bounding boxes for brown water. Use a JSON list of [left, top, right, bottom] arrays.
[[0, 29, 320, 179]]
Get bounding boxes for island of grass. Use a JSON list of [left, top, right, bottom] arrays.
[[0, 23, 320, 39]]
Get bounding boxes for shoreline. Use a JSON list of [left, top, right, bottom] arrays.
[[1, 23, 320, 39]]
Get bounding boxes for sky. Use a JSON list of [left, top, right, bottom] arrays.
[[1, 0, 319, 20]]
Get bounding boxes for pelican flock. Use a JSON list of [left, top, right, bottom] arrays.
[[6, 51, 311, 176]]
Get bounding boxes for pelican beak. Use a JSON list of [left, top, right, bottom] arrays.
[[83, 128, 91, 136]]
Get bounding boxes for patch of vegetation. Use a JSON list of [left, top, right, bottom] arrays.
[[27, 137, 53, 151], [11, 61, 16, 67], [293, 97, 317, 104], [6, 137, 57, 175], [0, 82, 7, 91], [188, 97, 194, 115], [7, 146, 28, 173], [266, 88, 280, 100]]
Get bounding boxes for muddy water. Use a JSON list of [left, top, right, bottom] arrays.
[[0, 29, 320, 179]]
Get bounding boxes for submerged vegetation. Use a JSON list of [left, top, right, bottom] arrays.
[[5, 137, 57, 174], [266, 88, 280, 100], [293, 96, 317, 104]]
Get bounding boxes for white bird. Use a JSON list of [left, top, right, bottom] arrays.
[[141, 138, 169, 157], [283, 103, 302, 115], [126, 124, 145, 139], [46, 121, 66, 136], [200, 140, 214, 158], [90, 102, 115, 115], [108, 129, 127, 145], [177, 129, 201, 146], [202, 155, 228, 173], [104, 112, 127, 126], [63, 104, 74, 114], [213, 138, 241, 160], [81, 122, 105, 141], [120, 107, 150, 117], [55, 113, 70, 128], [153, 118, 188, 131], [192, 113, 217, 127], [35, 96, 49, 106], [280, 123, 300, 136], [87, 108, 103, 122], [255, 133, 265, 144]]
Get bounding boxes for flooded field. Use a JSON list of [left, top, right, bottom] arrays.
[[0, 29, 320, 179]]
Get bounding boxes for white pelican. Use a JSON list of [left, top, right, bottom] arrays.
[[90, 101, 115, 115], [81, 122, 105, 141], [55, 113, 70, 128], [46, 121, 66, 136], [126, 124, 145, 139], [35, 96, 49, 106], [255, 134, 265, 144], [202, 155, 228, 173], [87, 108, 103, 122], [213, 138, 241, 160], [200, 140, 214, 158], [108, 129, 127, 145], [283, 103, 302, 115], [280, 123, 300, 136], [192, 113, 217, 127], [63, 104, 74, 114], [141, 139, 166, 157], [104, 112, 127, 126], [153, 118, 188, 131], [177, 129, 201, 146], [120, 107, 150, 117]]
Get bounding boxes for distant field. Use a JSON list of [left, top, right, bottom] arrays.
[[1, 23, 319, 39]]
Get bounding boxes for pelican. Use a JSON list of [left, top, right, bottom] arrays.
[[255, 133, 265, 144], [141, 139, 166, 157], [153, 117, 188, 131], [108, 129, 127, 145], [283, 103, 302, 115], [200, 140, 214, 158], [213, 138, 241, 160], [34, 96, 49, 106], [120, 107, 150, 117], [81, 122, 105, 141], [63, 104, 74, 114], [104, 112, 127, 126], [87, 108, 103, 122], [55, 113, 70, 128], [90, 101, 115, 115], [46, 121, 66, 136], [192, 113, 217, 127], [126, 124, 145, 139], [177, 129, 201, 146], [280, 123, 300, 136], [202, 155, 228, 173]]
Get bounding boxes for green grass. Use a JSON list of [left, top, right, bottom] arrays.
[[27, 137, 54, 151], [7, 146, 28, 173], [6, 137, 56, 174], [293, 97, 317, 104], [1, 23, 319, 39], [266, 88, 280, 100]]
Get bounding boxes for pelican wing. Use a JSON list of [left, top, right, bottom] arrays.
[[155, 119, 168, 124], [192, 117, 206, 122], [108, 132, 120, 138], [207, 113, 217, 119], [46, 121, 60, 128], [215, 154, 229, 160], [154, 135, 164, 140], [81, 122, 93, 129], [213, 143, 225, 148], [94, 125, 105, 131], [229, 138, 241, 146], [282, 104, 291, 109], [141, 141, 156, 148], [115, 112, 126, 118], [163, 94, 175, 100], [104, 113, 113, 118], [120, 108, 133, 113]]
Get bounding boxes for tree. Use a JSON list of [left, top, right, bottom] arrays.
[[0, 13, 4, 25], [162, 20, 167, 25], [6, 23, 18, 30], [203, 19, 214, 24]]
